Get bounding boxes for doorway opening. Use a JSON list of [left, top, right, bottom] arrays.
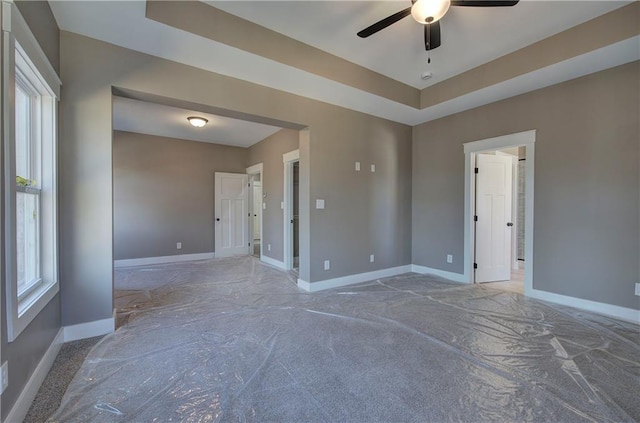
[[463, 130, 535, 296], [246, 163, 263, 259], [474, 148, 524, 293], [293, 162, 300, 272], [283, 149, 300, 272]]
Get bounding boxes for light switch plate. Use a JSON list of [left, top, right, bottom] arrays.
[[370, 254, 375, 263], [370, 164, 376, 172], [280, 201, 284, 209], [263, 202, 266, 210], [635, 283, 640, 296], [324, 260, 330, 270], [355, 161, 361, 171], [316, 199, 325, 209]]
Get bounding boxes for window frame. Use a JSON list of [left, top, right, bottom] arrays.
[[4, 38, 59, 342]]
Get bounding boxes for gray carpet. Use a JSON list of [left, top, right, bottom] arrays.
[[24, 336, 103, 423], [47, 257, 640, 422]]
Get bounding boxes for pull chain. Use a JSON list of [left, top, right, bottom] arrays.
[[427, 23, 431, 64]]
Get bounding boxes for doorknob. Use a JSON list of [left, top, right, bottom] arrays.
[[507, 222, 513, 227], [216, 218, 220, 222]]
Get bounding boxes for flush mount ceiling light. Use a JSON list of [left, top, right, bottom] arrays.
[[411, 0, 451, 24], [187, 116, 208, 128]]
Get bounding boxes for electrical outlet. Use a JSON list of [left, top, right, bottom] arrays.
[[316, 199, 325, 209], [370, 164, 376, 172], [268, 244, 271, 251], [176, 242, 182, 250], [1, 362, 8, 394], [355, 161, 361, 171], [447, 254, 453, 264], [635, 283, 640, 296], [324, 260, 330, 270], [280, 201, 284, 209], [370, 254, 375, 263]]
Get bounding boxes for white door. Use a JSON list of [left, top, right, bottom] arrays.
[[215, 173, 249, 257], [475, 154, 513, 282], [252, 181, 262, 240]]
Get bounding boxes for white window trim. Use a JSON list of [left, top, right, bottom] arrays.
[[3, 3, 59, 342]]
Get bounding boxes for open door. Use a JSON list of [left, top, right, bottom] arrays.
[[475, 154, 513, 282], [215, 172, 249, 257]]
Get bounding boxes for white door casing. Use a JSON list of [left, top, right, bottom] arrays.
[[283, 149, 300, 270], [215, 172, 249, 257], [475, 153, 513, 282], [463, 130, 535, 295], [253, 181, 262, 240]]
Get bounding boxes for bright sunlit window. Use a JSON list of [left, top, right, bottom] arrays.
[[5, 41, 59, 341]]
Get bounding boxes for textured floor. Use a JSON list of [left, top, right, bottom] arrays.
[[24, 336, 103, 423], [49, 257, 638, 422]]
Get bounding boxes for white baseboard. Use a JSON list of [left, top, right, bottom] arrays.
[[411, 264, 468, 284], [114, 252, 215, 268], [5, 328, 64, 423], [529, 288, 640, 324], [297, 265, 412, 292], [260, 255, 287, 271], [64, 317, 114, 343]]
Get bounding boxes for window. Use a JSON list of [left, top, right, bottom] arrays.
[[5, 41, 59, 341], [15, 66, 42, 301]]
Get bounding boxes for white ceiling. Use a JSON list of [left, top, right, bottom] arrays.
[[113, 97, 283, 147], [50, 1, 638, 126]]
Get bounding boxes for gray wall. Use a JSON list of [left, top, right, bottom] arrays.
[[59, 31, 412, 325], [247, 129, 299, 263], [113, 131, 247, 260], [412, 61, 639, 310], [1, 2, 62, 420]]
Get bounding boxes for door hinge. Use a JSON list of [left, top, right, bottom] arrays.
[[248, 242, 250, 246], [474, 167, 479, 174], [474, 215, 478, 222], [473, 263, 478, 269]]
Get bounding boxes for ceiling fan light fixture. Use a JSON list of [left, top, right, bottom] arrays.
[[187, 116, 208, 128], [411, 0, 451, 24]]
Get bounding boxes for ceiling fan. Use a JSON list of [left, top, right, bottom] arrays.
[[357, 0, 519, 58]]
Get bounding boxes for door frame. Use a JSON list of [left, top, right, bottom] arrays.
[[246, 163, 263, 260], [463, 130, 535, 295], [283, 149, 299, 270]]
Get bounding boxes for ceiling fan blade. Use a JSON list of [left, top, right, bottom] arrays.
[[451, 0, 519, 6], [357, 7, 412, 38], [424, 21, 441, 51]]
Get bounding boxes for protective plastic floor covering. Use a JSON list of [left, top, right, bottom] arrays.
[[50, 257, 639, 422]]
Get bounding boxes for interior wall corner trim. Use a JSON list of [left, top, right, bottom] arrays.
[[5, 328, 64, 423], [411, 265, 468, 284], [297, 265, 413, 292], [528, 289, 640, 324], [114, 252, 216, 268]]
